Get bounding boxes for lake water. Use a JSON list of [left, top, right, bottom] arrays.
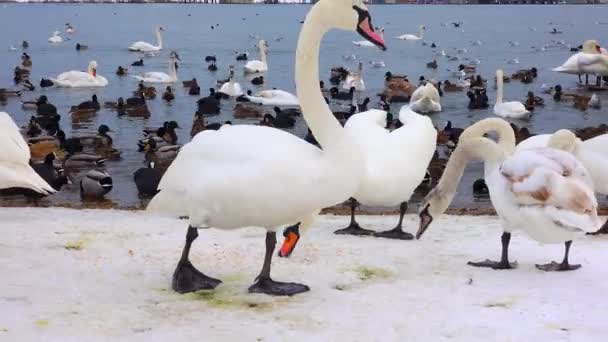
[[1, 4, 607, 209]]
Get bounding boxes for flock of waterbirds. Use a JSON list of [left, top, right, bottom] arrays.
[[2, 0, 608, 297]]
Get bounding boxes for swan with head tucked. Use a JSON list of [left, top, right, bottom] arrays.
[[129, 27, 164, 52], [353, 27, 384, 47], [246, 89, 299, 107], [48, 31, 63, 44], [0, 112, 56, 195], [333, 105, 436, 239], [146, 0, 386, 296], [218, 65, 243, 97], [244, 40, 269, 73], [52, 61, 108, 88], [342, 61, 365, 91], [494, 69, 529, 119], [397, 25, 425, 41], [553, 40, 608, 77], [409, 82, 442, 114], [518, 131, 608, 235], [134, 52, 180, 83], [417, 118, 601, 271]]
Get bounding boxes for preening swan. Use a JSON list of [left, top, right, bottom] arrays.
[[52, 61, 109, 88], [494, 69, 529, 119], [244, 40, 269, 73], [218, 65, 243, 97], [417, 118, 600, 271], [397, 25, 425, 41], [353, 27, 384, 47], [553, 40, 608, 77], [129, 27, 164, 52], [0, 112, 56, 195], [134, 51, 180, 83], [334, 105, 436, 239], [48, 31, 63, 44], [409, 82, 442, 114], [246, 89, 299, 107], [146, 0, 386, 296], [342, 61, 365, 91]]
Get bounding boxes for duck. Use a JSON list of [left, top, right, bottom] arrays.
[[244, 40, 269, 73], [342, 61, 365, 91], [80, 170, 113, 200], [134, 51, 180, 83], [0, 112, 56, 194], [251, 76, 264, 85], [162, 86, 175, 102], [236, 52, 249, 61], [218, 66, 243, 97], [129, 27, 164, 52], [133, 82, 157, 100], [208, 63, 218, 72], [335, 105, 436, 239], [134, 160, 163, 197], [524, 91, 544, 111], [31, 153, 69, 191], [183, 78, 200, 95], [354, 27, 384, 46], [40, 78, 54, 88], [409, 83, 442, 114], [472, 178, 489, 196], [48, 31, 63, 44], [131, 59, 144, 67], [554, 40, 608, 83], [197, 89, 221, 115], [76, 43, 88, 51], [426, 59, 438, 69], [494, 69, 530, 119], [64, 152, 106, 169], [417, 118, 600, 272], [397, 25, 425, 41], [190, 112, 206, 138], [330, 86, 355, 101], [246, 89, 299, 107], [104, 97, 126, 113], [71, 94, 100, 112], [381, 76, 414, 103], [205, 55, 217, 63], [22, 41, 29, 49], [146, 0, 386, 296], [144, 139, 179, 170], [270, 107, 296, 128], [52, 61, 108, 88], [234, 103, 263, 119], [441, 80, 463, 92], [116, 66, 127, 76]]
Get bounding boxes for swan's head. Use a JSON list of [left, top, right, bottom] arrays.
[[53, 31, 61, 36], [420, 25, 426, 30], [258, 40, 269, 52], [169, 51, 181, 61], [496, 69, 504, 79], [581, 39, 601, 54], [88, 61, 98, 77], [321, 0, 385, 50], [157, 26, 165, 33], [415, 187, 449, 240], [548, 129, 577, 153]]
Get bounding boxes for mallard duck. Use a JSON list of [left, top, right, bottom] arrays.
[[71, 94, 100, 112], [64, 152, 106, 169], [133, 161, 162, 197], [131, 59, 144, 67], [442, 80, 464, 92], [144, 139, 179, 170], [116, 66, 127, 76], [162, 86, 175, 102], [234, 103, 263, 118], [80, 169, 113, 200]]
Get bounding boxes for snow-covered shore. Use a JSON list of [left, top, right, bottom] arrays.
[[1, 207, 607, 341]]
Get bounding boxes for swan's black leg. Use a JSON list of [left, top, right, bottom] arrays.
[[373, 202, 414, 240], [468, 232, 517, 270], [536, 240, 581, 271], [172, 226, 222, 293], [248, 231, 310, 296], [587, 218, 608, 235], [334, 198, 375, 236]]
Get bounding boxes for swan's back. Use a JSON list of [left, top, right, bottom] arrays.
[[494, 102, 529, 119]]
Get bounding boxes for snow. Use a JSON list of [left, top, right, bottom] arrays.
[[1, 207, 607, 341]]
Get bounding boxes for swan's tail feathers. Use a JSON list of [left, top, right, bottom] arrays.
[[552, 66, 568, 73], [146, 190, 188, 217], [2, 165, 56, 195]]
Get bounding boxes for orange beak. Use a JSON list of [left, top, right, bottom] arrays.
[[93, 68, 97, 77], [278, 224, 300, 258]]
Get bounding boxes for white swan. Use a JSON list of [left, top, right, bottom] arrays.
[[342, 61, 365, 91], [335, 105, 436, 239], [129, 27, 164, 52], [134, 51, 180, 83], [246, 89, 299, 107], [218, 65, 243, 97], [494, 69, 530, 119], [397, 25, 425, 41], [48, 31, 63, 44], [244, 40, 269, 73], [354, 27, 384, 47], [146, 0, 386, 296], [52, 61, 108, 88], [553, 40, 608, 77], [0, 112, 56, 195], [417, 118, 601, 271], [409, 82, 442, 114]]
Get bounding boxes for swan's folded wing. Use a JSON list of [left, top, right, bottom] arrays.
[[576, 53, 608, 67], [0, 112, 31, 164]]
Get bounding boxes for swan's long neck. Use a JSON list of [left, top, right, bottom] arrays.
[[419, 27, 424, 39], [156, 29, 163, 49], [260, 44, 267, 65], [458, 118, 516, 155], [295, 4, 342, 149], [496, 71, 504, 104], [168, 58, 177, 79]]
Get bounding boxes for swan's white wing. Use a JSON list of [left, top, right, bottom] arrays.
[[136, 72, 170, 83], [244, 60, 267, 72], [219, 82, 243, 97], [129, 41, 156, 51], [247, 90, 299, 106], [553, 53, 584, 74], [147, 125, 353, 229]]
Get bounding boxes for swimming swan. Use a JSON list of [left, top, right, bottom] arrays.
[[52, 61, 108, 88], [494, 69, 529, 119], [129, 27, 164, 52], [134, 51, 180, 83]]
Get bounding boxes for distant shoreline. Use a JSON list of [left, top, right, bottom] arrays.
[[1, 1, 605, 5]]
